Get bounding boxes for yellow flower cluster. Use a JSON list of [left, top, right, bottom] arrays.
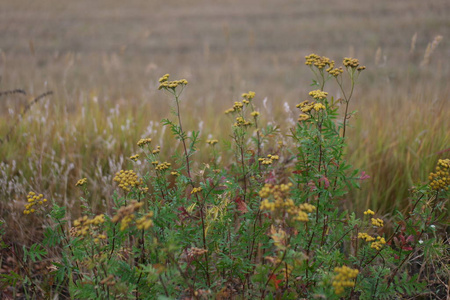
[[370, 236, 386, 251], [309, 90, 328, 100], [258, 154, 279, 165], [191, 187, 203, 194], [242, 91, 255, 100], [225, 101, 244, 114], [171, 171, 180, 176], [358, 233, 386, 250], [158, 74, 188, 90], [130, 154, 139, 162], [137, 138, 152, 147], [23, 192, 47, 214], [234, 117, 252, 127], [155, 161, 171, 171], [72, 214, 105, 238], [206, 139, 218, 146], [113, 170, 143, 192], [371, 218, 384, 227], [358, 232, 375, 242], [343, 57, 366, 71], [295, 99, 326, 122], [332, 265, 359, 295], [343, 57, 360, 68], [76, 178, 87, 187], [298, 114, 310, 122], [296, 100, 315, 113], [328, 67, 344, 77], [152, 145, 161, 154], [136, 212, 154, 230], [429, 158, 450, 191], [250, 111, 260, 117], [259, 183, 315, 222], [305, 54, 334, 70], [112, 201, 144, 231], [313, 103, 326, 111], [363, 209, 375, 215]]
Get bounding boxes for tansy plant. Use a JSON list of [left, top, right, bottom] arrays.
[[8, 55, 448, 299]]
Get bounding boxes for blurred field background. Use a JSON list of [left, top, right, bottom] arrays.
[[0, 0, 449, 241]]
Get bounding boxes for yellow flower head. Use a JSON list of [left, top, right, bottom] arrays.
[[429, 158, 450, 191], [158, 74, 188, 90], [242, 91, 255, 100], [363, 209, 375, 215], [343, 57, 360, 68], [130, 154, 139, 162], [113, 170, 143, 192], [76, 178, 88, 187], [206, 139, 218, 146], [137, 138, 152, 147], [371, 218, 384, 227], [191, 187, 203, 194], [23, 192, 47, 215], [332, 266, 359, 295], [309, 90, 328, 100]]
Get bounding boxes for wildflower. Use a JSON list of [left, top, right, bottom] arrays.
[[137, 138, 152, 147], [206, 139, 218, 146], [130, 154, 139, 162], [328, 67, 344, 77], [332, 266, 359, 295], [233, 101, 244, 111], [371, 218, 384, 227], [23, 192, 47, 215], [304, 54, 334, 70], [242, 91, 256, 100], [300, 104, 315, 113], [309, 90, 328, 100], [158, 74, 188, 90], [76, 178, 88, 187], [112, 200, 144, 231], [296, 100, 310, 108], [313, 103, 326, 111], [191, 187, 203, 194], [155, 162, 171, 171], [171, 171, 180, 176], [113, 170, 144, 192], [343, 57, 360, 68], [358, 232, 375, 242], [152, 146, 161, 154], [429, 158, 450, 191], [363, 209, 375, 215], [72, 214, 105, 237], [234, 117, 252, 127], [370, 236, 386, 250], [250, 111, 260, 117], [298, 114, 310, 122], [357, 66, 366, 71], [259, 183, 315, 222], [136, 212, 154, 230]]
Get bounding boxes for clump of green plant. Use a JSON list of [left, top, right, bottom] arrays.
[[5, 55, 449, 299]]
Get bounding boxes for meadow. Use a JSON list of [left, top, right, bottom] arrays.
[[0, 0, 449, 298]]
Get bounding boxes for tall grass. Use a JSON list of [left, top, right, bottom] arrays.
[[0, 0, 449, 243]]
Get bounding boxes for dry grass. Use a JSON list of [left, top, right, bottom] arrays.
[[0, 0, 449, 242]]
